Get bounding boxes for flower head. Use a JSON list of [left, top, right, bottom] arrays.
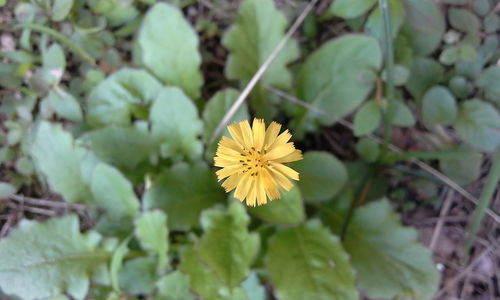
[[214, 118, 303, 206]]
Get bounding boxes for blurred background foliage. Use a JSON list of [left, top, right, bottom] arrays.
[[0, 0, 499, 299]]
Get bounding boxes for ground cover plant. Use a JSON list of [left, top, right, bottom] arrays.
[[0, 0, 499, 299]]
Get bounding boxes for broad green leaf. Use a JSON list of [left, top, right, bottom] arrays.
[[323, 200, 440, 300], [248, 185, 304, 225], [454, 99, 500, 152], [41, 43, 65, 85], [440, 149, 482, 186], [157, 271, 195, 300], [0, 215, 107, 300], [199, 203, 260, 289], [356, 138, 380, 162], [134, 210, 169, 271], [80, 125, 156, 170], [144, 162, 225, 230], [91, 163, 139, 222], [326, 0, 376, 19], [223, 0, 298, 89], [422, 86, 458, 125], [292, 151, 348, 202], [118, 257, 157, 295], [30, 122, 91, 203], [484, 14, 500, 33], [150, 86, 203, 160], [449, 76, 473, 99], [402, 0, 445, 55], [293, 35, 382, 135], [353, 100, 382, 136], [136, 3, 202, 99], [406, 57, 444, 101], [266, 220, 358, 300], [51, 0, 73, 21], [46, 87, 83, 122], [241, 272, 265, 300], [0, 181, 16, 198], [366, 0, 404, 41], [179, 246, 248, 300], [87, 68, 162, 126], [202, 88, 249, 155], [391, 101, 415, 127], [448, 8, 480, 33], [477, 66, 500, 104]]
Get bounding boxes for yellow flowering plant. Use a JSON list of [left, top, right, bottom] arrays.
[[214, 118, 302, 206]]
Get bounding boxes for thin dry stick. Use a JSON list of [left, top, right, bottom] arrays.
[[267, 87, 500, 224], [430, 189, 455, 251], [8, 194, 88, 210], [209, 0, 318, 144]]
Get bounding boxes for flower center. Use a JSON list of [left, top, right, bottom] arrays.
[[240, 147, 269, 176]]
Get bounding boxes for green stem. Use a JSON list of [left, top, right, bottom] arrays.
[[464, 151, 500, 257], [378, 0, 395, 154], [14, 23, 95, 65]]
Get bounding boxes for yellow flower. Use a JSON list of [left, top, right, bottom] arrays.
[[214, 118, 303, 206]]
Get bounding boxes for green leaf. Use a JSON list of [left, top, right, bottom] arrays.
[[293, 35, 382, 135], [0, 181, 16, 198], [406, 57, 444, 101], [448, 8, 480, 33], [41, 43, 65, 85], [402, 0, 445, 55], [391, 101, 415, 127], [292, 151, 348, 202], [477, 66, 500, 104], [323, 200, 440, 300], [157, 271, 195, 300], [439, 46, 460, 65], [150, 86, 203, 160], [356, 138, 380, 162], [449, 76, 473, 99], [144, 162, 225, 230], [46, 87, 83, 122], [241, 272, 265, 300], [179, 246, 248, 300], [110, 237, 130, 292], [0, 215, 107, 300], [30, 122, 91, 203], [248, 185, 304, 225], [326, 0, 376, 19], [134, 210, 169, 271], [91, 163, 139, 222], [199, 202, 259, 289], [51, 0, 74, 21], [202, 88, 249, 157], [353, 100, 382, 136], [484, 14, 500, 33], [266, 220, 358, 300], [136, 3, 202, 99], [118, 257, 157, 295], [87, 68, 163, 126], [366, 0, 404, 41], [80, 125, 156, 170], [223, 0, 298, 89], [422, 86, 458, 125], [454, 99, 500, 152], [440, 149, 482, 186]]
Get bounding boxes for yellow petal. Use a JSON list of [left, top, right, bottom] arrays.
[[219, 136, 243, 152], [264, 121, 281, 149], [271, 163, 299, 181], [239, 120, 254, 148], [265, 143, 297, 161], [216, 164, 245, 181], [221, 173, 241, 192], [252, 118, 266, 151], [227, 123, 245, 147], [273, 149, 303, 163], [214, 157, 240, 168], [256, 175, 267, 206], [261, 168, 280, 200], [246, 178, 257, 206], [234, 173, 253, 201], [268, 166, 293, 191]]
